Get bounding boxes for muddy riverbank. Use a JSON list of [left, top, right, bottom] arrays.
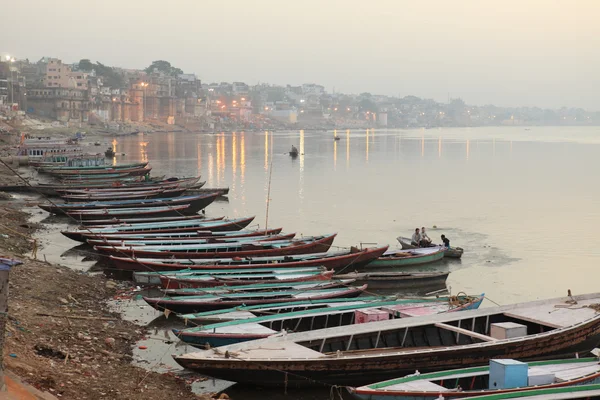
[[0, 198, 214, 399]]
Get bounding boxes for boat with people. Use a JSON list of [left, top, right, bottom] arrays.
[[397, 236, 464, 258], [173, 291, 600, 387], [143, 285, 367, 313], [173, 295, 484, 348], [364, 247, 446, 268], [349, 355, 600, 399]]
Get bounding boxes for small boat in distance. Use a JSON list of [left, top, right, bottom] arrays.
[[105, 147, 115, 157], [289, 145, 299, 157]]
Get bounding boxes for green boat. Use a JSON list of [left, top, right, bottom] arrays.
[[39, 161, 148, 172], [467, 383, 600, 399], [173, 294, 484, 348], [350, 356, 600, 400], [365, 247, 445, 268], [178, 296, 390, 324]]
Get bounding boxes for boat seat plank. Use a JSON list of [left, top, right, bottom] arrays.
[[385, 380, 450, 391], [504, 298, 600, 328], [503, 312, 563, 329], [554, 365, 600, 382], [211, 323, 276, 335], [434, 323, 497, 342]]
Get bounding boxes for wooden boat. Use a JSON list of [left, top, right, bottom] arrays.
[[349, 356, 600, 400], [94, 234, 337, 259], [334, 271, 449, 290], [173, 292, 600, 387], [57, 172, 133, 180], [397, 236, 464, 259], [57, 184, 183, 194], [466, 383, 600, 399], [365, 247, 445, 268], [178, 296, 390, 325], [114, 246, 389, 273], [143, 284, 367, 313], [174, 295, 484, 348], [94, 234, 336, 259], [45, 165, 151, 177], [61, 188, 188, 201], [79, 214, 220, 226], [162, 279, 353, 296], [85, 233, 296, 247], [186, 187, 229, 196], [161, 270, 333, 295], [39, 161, 148, 173], [158, 263, 327, 289], [39, 193, 220, 216], [62, 216, 255, 242], [66, 205, 193, 221], [135, 266, 329, 285]]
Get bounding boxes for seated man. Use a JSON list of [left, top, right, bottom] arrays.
[[441, 234, 450, 248], [411, 228, 421, 246], [420, 226, 432, 247]]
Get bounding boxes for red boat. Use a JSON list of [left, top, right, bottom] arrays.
[[107, 246, 388, 272], [61, 188, 187, 201], [85, 232, 296, 247], [94, 234, 337, 259], [160, 270, 336, 289]]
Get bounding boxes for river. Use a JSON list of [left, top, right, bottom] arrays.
[[31, 126, 600, 399]]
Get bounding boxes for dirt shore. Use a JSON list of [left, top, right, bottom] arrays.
[[0, 131, 211, 398]]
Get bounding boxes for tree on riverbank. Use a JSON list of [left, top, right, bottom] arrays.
[[145, 60, 183, 77]]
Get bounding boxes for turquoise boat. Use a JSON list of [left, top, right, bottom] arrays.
[[467, 383, 600, 399], [178, 296, 390, 324], [39, 161, 148, 173], [349, 357, 600, 400], [365, 247, 445, 268], [162, 279, 355, 296], [173, 294, 484, 348]]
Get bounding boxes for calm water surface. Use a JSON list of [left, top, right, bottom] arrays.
[[34, 127, 600, 398]]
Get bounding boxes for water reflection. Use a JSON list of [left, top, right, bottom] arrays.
[[232, 132, 237, 189], [140, 141, 148, 163], [207, 152, 214, 186], [346, 129, 350, 167], [438, 137, 442, 158], [366, 129, 370, 161], [466, 139, 470, 160], [240, 132, 245, 185], [111, 139, 117, 166], [218, 134, 225, 185], [264, 131, 269, 171], [421, 135, 425, 157], [196, 140, 202, 177], [299, 130, 305, 203], [333, 140, 337, 170]]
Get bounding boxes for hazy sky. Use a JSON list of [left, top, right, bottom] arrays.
[[4, 0, 600, 109]]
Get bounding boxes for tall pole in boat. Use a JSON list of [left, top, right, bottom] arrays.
[[265, 160, 273, 234], [265, 132, 274, 234]]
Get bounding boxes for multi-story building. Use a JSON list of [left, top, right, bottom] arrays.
[[27, 87, 89, 122], [43, 58, 89, 89]]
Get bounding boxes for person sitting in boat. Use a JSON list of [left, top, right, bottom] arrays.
[[290, 145, 298, 154], [411, 228, 421, 246], [420, 227, 432, 247], [441, 234, 450, 248]]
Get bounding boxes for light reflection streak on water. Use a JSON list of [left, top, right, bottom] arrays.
[[218, 134, 225, 185], [264, 131, 269, 171], [366, 129, 369, 162], [421, 135, 425, 157], [333, 140, 337, 170], [196, 140, 202, 177], [240, 132, 246, 207], [438, 136, 442, 158], [207, 151, 214, 187], [216, 136, 221, 185], [232, 132, 237, 193], [299, 130, 305, 202], [466, 139, 470, 161], [111, 139, 117, 166], [346, 129, 350, 167]]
